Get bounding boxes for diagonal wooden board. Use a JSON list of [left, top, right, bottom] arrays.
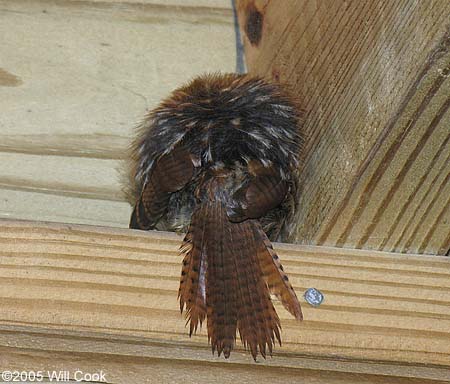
[[0, 219, 449, 383], [235, 0, 450, 255]]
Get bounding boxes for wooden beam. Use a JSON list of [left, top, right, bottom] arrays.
[[236, 0, 450, 255], [0, 220, 449, 383], [0, 0, 235, 227]]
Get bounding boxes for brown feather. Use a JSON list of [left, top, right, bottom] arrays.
[[205, 202, 238, 358], [232, 219, 282, 360], [154, 146, 195, 193], [178, 207, 207, 335], [228, 162, 288, 223], [243, 176, 287, 219], [253, 224, 303, 320], [180, 201, 285, 360], [130, 145, 194, 229]]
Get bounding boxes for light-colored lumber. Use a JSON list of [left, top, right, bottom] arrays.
[[236, 0, 450, 255], [0, 190, 131, 227], [0, 0, 234, 138], [0, 219, 449, 383], [0, 0, 235, 226], [0, 152, 129, 226], [0, 153, 123, 201], [88, 0, 232, 8], [0, 133, 128, 159]]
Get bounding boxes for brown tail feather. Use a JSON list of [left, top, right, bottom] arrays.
[[205, 203, 238, 358], [178, 208, 207, 335], [179, 202, 300, 360], [231, 219, 281, 360], [253, 225, 303, 320]]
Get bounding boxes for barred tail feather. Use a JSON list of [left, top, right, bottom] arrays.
[[253, 224, 303, 320], [231, 219, 281, 360], [206, 203, 238, 357], [178, 208, 207, 335], [179, 202, 298, 360]]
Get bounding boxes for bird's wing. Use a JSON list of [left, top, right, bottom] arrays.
[[226, 161, 288, 222], [129, 144, 195, 229]]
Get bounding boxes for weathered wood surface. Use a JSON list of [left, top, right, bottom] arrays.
[[0, 220, 449, 383], [88, 0, 231, 7], [236, 0, 450, 255], [0, 0, 235, 227]]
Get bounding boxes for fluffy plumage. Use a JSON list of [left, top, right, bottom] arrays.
[[129, 73, 304, 360]]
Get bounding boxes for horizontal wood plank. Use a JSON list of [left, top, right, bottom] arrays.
[[87, 0, 232, 8], [0, 220, 449, 383], [0, 153, 123, 201], [0, 0, 234, 139], [0, 0, 236, 226], [0, 133, 128, 159], [0, 191, 130, 227]]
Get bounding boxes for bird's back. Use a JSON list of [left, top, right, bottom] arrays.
[[131, 73, 303, 238]]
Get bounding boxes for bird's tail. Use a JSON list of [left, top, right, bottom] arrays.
[[178, 202, 302, 360]]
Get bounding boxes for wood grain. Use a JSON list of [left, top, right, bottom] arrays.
[[0, 153, 123, 200], [0, 0, 235, 226], [0, 0, 234, 139], [0, 190, 131, 227], [0, 133, 128, 159], [236, 0, 450, 255], [0, 220, 449, 383], [88, 0, 231, 8]]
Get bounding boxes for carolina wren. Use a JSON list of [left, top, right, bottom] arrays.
[[129, 73, 304, 360]]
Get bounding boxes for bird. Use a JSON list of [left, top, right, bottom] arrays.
[[128, 73, 304, 360]]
